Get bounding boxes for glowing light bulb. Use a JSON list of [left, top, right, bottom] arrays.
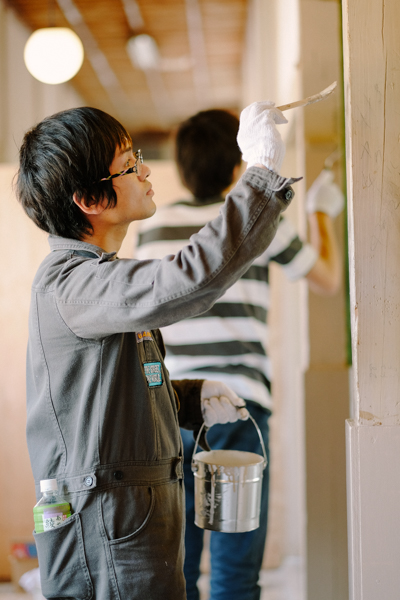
[[126, 34, 160, 70], [24, 27, 84, 85]]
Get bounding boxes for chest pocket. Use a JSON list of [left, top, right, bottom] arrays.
[[135, 330, 181, 458], [136, 330, 165, 388]]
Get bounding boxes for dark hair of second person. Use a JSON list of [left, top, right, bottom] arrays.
[[175, 109, 242, 199], [16, 107, 132, 240]]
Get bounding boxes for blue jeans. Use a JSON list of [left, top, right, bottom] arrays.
[[181, 402, 271, 600]]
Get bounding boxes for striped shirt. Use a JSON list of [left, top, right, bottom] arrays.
[[135, 196, 317, 410]]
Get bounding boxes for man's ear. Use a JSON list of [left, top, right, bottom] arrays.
[[73, 193, 105, 215]]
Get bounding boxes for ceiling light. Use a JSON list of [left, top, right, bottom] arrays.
[[24, 27, 84, 85], [126, 34, 160, 70]]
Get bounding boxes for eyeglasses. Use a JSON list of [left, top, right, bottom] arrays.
[[99, 149, 144, 182]]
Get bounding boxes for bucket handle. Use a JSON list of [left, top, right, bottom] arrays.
[[191, 414, 268, 472]]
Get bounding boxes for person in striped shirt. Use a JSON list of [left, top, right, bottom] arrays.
[[135, 108, 343, 600]]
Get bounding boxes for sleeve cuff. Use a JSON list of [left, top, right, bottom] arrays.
[[243, 166, 303, 192]]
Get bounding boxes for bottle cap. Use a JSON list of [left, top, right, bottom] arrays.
[[40, 478, 58, 492]]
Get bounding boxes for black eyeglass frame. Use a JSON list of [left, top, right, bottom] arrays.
[[98, 149, 143, 182]]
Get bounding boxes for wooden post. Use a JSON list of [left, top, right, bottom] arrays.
[[343, 0, 400, 597]]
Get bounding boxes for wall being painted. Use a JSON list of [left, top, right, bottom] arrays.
[[343, 0, 400, 597]]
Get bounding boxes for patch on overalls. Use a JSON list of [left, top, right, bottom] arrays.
[[143, 362, 163, 387], [136, 331, 153, 343]]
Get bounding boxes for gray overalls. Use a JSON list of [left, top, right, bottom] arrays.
[[26, 168, 296, 599]]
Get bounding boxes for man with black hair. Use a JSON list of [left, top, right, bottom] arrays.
[[135, 107, 344, 600], [17, 105, 297, 599]]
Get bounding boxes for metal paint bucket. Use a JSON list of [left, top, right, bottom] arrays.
[[191, 415, 267, 533]]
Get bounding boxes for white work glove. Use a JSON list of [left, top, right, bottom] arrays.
[[237, 100, 288, 173], [201, 380, 249, 428], [306, 169, 345, 218]]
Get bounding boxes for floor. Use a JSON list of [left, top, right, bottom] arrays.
[[0, 585, 34, 600], [0, 584, 41, 600], [198, 556, 306, 600], [0, 556, 306, 600]]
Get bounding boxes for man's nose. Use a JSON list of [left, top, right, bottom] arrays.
[[139, 162, 151, 180]]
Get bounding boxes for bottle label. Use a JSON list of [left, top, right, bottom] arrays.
[[43, 510, 69, 531]]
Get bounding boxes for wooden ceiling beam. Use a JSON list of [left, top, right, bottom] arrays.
[[56, 0, 131, 117], [121, 0, 144, 31], [185, 0, 212, 110]]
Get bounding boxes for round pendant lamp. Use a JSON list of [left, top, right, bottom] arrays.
[[126, 34, 160, 70], [24, 27, 84, 85]]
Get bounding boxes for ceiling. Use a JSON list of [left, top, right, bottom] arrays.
[[9, 0, 248, 146]]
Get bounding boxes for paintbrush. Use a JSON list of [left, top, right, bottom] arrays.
[[277, 81, 337, 112]]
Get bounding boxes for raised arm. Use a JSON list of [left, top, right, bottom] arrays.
[[304, 169, 344, 295]]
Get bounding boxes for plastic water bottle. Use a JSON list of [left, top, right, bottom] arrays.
[[33, 479, 71, 533]]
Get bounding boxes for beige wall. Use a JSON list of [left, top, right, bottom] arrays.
[[301, 2, 350, 599], [0, 0, 84, 578], [0, 165, 48, 579], [0, 0, 83, 163]]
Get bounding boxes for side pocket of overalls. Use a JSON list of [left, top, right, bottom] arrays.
[[33, 513, 93, 600]]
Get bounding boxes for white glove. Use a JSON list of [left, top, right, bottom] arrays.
[[201, 380, 249, 427], [237, 100, 288, 173], [306, 169, 345, 218]]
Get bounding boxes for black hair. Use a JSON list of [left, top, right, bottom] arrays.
[[175, 109, 241, 198], [16, 107, 131, 240]]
